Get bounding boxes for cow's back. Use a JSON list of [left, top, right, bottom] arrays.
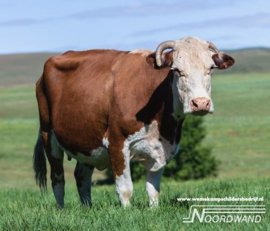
[[40, 50, 127, 154]]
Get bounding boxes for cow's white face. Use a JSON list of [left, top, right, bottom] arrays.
[[171, 38, 216, 116], [155, 37, 235, 117]]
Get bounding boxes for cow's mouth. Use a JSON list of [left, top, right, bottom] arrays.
[[191, 110, 210, 116]]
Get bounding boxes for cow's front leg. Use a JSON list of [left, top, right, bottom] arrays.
[[146, 167, 164, 207], [74, 162, 94, 207], [109, 145, 133, 206]]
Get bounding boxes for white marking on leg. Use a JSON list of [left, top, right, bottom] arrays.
[[116, 120, 178, 206], [115, 142, 133, 206], [115, 174, 133, 206], [146, 168, 164, 207]]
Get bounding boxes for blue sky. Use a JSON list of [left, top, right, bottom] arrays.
[[0, 0, 269, 54]]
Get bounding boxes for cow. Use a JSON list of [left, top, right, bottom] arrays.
[[33, 37, 234, 208]]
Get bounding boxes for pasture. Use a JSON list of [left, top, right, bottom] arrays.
[[0, 51, 269, 230], [0, 179, 269, 230]]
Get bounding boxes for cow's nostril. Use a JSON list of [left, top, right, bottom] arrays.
[[192, 100, 198, 108], [190, 97, 211, 112]]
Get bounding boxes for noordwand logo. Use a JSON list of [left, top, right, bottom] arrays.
[[183, 205, 266, 223]]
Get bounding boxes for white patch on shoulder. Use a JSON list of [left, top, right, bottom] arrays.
[[129, 49, 152, 56], [124, 120, 179, 172], [52, 131, 110, 171]]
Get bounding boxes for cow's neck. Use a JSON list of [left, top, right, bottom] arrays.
[[171, 74, 185, 121], [151, 72, 185, 144], [135, 70, 185, 144]]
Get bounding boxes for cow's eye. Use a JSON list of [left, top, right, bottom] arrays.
[[170, 67, 185, 77], [208, 66, 215, 74]]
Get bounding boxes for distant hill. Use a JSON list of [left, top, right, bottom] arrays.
[[217, 47, 270, 75], [0, 48, 270, 86], [0, 53, 58, 86]]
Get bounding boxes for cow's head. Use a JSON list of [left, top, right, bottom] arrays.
[[155, 37, 235, 117]]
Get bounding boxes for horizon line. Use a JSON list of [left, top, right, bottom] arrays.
[[0, 46, 270, 56]]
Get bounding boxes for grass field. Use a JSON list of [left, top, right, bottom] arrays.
[[204, 73, 270, 178], [0, 51, 269, 230], [0, 179, 269, 230]]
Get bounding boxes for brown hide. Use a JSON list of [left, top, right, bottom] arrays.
[[36, 49, 182, 176]]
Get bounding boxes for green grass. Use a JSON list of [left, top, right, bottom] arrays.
[[0, 178, 269, 230], [204, 73, 270, 177]]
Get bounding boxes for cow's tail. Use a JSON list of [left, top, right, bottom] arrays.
[[33, 128, 47, 191]]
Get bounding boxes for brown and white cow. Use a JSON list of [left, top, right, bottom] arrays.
[[33, 37, 234, 208]]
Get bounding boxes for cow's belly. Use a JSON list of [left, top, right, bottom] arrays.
[[51, 120, 179, 172], [125, 120, 179, 172], [52, 131, 110, 170], [64, 147, 110, 171]]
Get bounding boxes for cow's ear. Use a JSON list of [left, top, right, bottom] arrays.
[[146, 51, 173, 68], [212, 52, 235, 70]]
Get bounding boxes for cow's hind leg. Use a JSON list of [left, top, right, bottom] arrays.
[[74, 162, 94, 207], [36, 77, 65, 208], [42, 131, 65, 208]]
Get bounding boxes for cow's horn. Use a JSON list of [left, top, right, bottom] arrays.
[[208, 41, 219, 53], [155, 40, 175, 67]]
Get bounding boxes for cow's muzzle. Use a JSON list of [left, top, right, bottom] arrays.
[[190, 97, 211, 113]]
